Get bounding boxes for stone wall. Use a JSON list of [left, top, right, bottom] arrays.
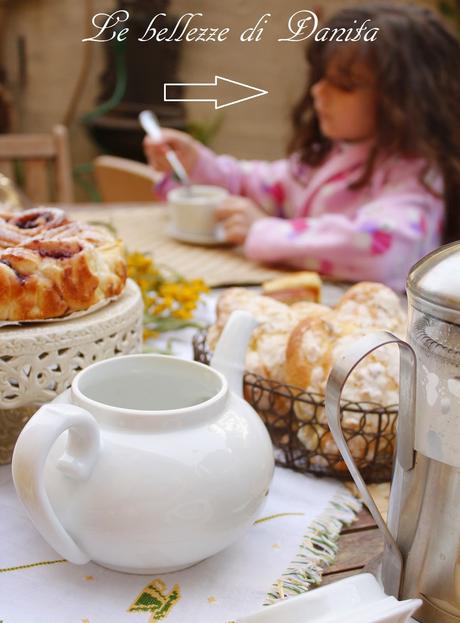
[[170, 0, 349, 160], [2, 0, 116, 178]]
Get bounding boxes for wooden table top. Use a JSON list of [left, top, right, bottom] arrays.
[[320, 480, 389, 585], [321, 508, 384, 586], [63, 202, 352, 294], [66, 202, 295, 287]]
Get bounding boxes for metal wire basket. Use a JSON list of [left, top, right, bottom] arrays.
[[193, 329, 398, 483]]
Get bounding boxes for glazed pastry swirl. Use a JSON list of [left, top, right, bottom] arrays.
[[0, 208, 126, 321], [0, 222, 27, 248], [10, 208, 68, 233]]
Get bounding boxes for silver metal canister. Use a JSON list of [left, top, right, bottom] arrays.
[[326, 242, 460, 623]]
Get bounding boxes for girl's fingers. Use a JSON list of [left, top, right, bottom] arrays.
[[224, 225, 247, 245], [143, 128, 199, 173], [160, 130, 197, 162], [216, 205, 235, 221], [221, 214, 248, 245], [143, 137, 169, 156], [221, 214, 242, 229], [160, 128, 190, 145], [144, 128, 187, 151], [143, 138, 172, 172], [216, 198, 246, 220]]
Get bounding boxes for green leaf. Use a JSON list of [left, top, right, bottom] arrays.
[[186, 113, 224, 146], [438, 0, 453, 16]]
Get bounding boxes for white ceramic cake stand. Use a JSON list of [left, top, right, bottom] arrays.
[[0, 279, 143, 463]]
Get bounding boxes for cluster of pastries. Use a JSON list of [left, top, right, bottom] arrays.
[[0, 208, 126, 321], [208, 282, 406, 469], [208, 288, 330, 384]]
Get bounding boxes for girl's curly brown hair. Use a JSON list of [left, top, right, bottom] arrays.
[[288, 3, 460, 243]]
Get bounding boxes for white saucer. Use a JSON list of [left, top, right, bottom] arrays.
[[167, 224, 228, 246], [236, 574, 421, 623]]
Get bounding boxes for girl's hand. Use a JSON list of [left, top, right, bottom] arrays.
[[143, 128, 201, 174], [216, 196, 266, 245]]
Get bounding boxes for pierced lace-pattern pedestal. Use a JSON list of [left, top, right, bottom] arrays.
[[0, 279, 143, 463]]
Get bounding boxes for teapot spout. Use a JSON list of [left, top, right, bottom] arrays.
[[211, 310, 258, 398]]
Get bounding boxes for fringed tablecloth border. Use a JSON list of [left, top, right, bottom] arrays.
[[264, 489, 362, 605]]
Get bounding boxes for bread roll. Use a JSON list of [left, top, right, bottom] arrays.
[[286, 281, 404, 470], [335, 281, 406, 335]]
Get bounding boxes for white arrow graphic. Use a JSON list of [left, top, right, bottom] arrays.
[[164, 75, 268, 109]]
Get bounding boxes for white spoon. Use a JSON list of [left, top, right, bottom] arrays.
[[139, 110, 192, 192]]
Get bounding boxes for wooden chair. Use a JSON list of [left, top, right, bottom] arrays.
[[0, 125, 74, 204], [94, 155, 160, 203]]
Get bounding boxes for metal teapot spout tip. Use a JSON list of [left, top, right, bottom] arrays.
[[210, 310, 258, 398]]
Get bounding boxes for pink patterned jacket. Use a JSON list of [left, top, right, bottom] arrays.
[[157, 141, 444, 290]]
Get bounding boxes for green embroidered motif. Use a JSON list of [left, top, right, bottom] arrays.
[[129, 579, 180, 621], [0, 559, 67, 573], [254, 512, 305, 524]]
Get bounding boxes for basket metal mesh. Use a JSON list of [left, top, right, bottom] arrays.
[[193, 329, 397, 483]]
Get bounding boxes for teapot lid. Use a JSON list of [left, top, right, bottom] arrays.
[[407, 241, 460, 322]]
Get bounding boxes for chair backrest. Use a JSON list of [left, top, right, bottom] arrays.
[[94, 155, 159, 203], [0, 125, 74, 204]]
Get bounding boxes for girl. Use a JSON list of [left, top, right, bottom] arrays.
[[144, 3, 460, 291]]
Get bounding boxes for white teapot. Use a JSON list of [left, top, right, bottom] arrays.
[[12, 311, 274, 574]]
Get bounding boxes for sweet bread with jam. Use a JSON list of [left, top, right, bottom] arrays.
[[0, 208, 126, 321]]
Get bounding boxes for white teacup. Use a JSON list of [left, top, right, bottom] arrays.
[[167, 184, 228, 239]]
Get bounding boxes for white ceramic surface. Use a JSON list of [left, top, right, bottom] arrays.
[[167, 223, 228, 246], [167, 184, 228, 238], [237, 574, 421, 623], [12, 312, 274, 574]]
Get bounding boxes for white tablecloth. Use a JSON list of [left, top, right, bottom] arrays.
[[0, 464, 359, 623]]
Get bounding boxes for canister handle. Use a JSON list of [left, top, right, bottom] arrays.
[[325, 331, 416, 598]]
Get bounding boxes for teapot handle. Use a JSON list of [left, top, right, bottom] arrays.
[[12, 402, 101, 564], [325, 330, 417, 598]]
